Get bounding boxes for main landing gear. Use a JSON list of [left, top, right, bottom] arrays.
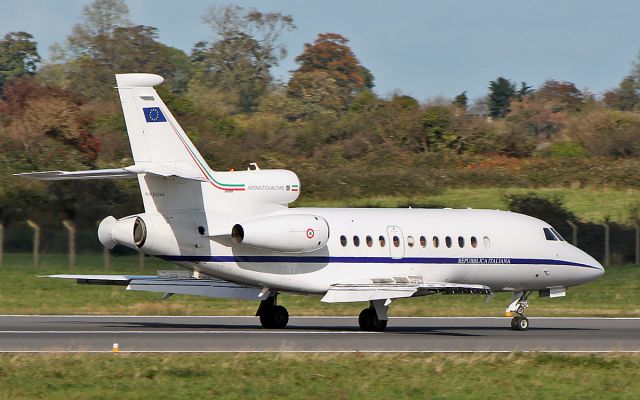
[[256, 294, 289, 329], [506, 291, 532, 331], [358, 300, 390, 332]]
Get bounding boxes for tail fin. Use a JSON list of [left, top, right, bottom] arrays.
[[115, 73, 210, 179]]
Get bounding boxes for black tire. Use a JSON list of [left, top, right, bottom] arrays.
[[260, 305, 289, 329], [517, 317, 529, 331], [511, 317, 520, 331], [271, 305, 289, 329], [259, 307, 274, 329], [359, 308, 373, 331], [358, 308, 387, 332]]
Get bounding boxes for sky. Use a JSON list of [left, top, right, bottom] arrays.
[[3, 0, 640, 101]]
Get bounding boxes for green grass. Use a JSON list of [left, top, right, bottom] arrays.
[[298, 187, 640, 223], [0, 353, 638, 399], [0, 253, 638, 317]]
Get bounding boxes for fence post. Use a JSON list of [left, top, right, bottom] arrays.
[[600, 221, 610, 267], [62, 220, 76, 270], [97, 220, 111, 270], [104, 246, 111, 270], [0, 223, 3, 268], [139, 251, 145, 271], [26, 220, 40, 269], [566, 220, 578, 246], [635, 222, 640, 266]]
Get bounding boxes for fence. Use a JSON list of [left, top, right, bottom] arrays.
[[0, 220, 146, 270]]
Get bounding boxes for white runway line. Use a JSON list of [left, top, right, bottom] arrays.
[[2, 350, 640, 354], [0, 330, 377, 334]]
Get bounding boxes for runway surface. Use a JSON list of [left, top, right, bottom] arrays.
[[1, 315, 639, 352]]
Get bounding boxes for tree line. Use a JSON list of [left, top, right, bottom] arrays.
[[2, 0, 640, 228]]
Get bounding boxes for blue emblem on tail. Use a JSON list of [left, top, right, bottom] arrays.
[[143, 107, 167, 122]]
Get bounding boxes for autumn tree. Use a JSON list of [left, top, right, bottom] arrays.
[[192, 5, 295, 112], [288, 33, 374, 113], [44, 0, 188, 98], [534, 80, 585, 112], [0, 32, 40, 91], [604, 76, 640, 111], [488, 77, 516, 118]]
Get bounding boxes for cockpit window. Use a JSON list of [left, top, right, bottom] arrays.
[[543, 228, 558, 241], [550, 227, 565, 241]]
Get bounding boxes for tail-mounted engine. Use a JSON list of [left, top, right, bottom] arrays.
[[231, 214, 329, 253], [98, 213, 178, 254]]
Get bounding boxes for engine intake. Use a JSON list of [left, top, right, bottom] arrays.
[[232, 214, 329, 253], [98, 213, 177, 254]]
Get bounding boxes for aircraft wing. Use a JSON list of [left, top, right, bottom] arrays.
[[46, 274, 266, 301], [321, 280, 491, 303]]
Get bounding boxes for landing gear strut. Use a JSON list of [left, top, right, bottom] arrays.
[[256, 294, 289, 329], [358, 300, 389, 331], [506, 291, 532, 331]]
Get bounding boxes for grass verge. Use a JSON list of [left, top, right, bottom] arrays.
[[0, 253, 638, 317], [0, 353, 638, 399]]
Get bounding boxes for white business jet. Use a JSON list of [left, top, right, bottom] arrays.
[[16, 74, 604, 331]]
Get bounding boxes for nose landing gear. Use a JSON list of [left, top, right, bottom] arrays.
[[506, 291, 532, 331]]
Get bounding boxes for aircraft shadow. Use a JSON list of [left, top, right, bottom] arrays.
[[54, 320, 597, 337]]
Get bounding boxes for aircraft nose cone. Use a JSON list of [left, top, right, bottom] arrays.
[[582, 253, 604, 282]]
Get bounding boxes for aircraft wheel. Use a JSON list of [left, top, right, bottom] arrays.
[[517, 316, 529, 331], [511, 316, 529, 331], [260, 305, 289, 329], [358, 308, 387, 332]]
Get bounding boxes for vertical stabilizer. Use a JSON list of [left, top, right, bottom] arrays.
[[115, 73, 211, 177], [116, 73, 211, 213]]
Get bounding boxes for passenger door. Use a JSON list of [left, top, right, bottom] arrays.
[[386, 226, 405, 259]]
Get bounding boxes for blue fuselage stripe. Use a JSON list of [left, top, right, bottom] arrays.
[[158, 255, 601, 270]]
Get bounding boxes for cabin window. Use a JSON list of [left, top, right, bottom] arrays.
[[551, 227, 565, 241], [340, 235, 347, 247], [393, 236, 400, 247], [433, 236, 440, 248], [353, 235, 360, 247], [471, 236, 478, 248], [407, 236, 415, 247], [458, 236, 464, 248], [420, 236, 427, 248], [543, 228, 558, 241], [366, 235, 373, 247], [445, 236, 452, 248], [379, 235, 386, 247], [483, 236, 491, 248]]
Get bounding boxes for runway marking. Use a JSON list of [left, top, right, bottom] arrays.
[[2, 350, 640, 354], [0, 330, 378, 334]]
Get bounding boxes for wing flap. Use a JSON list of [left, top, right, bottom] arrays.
[[322, 280, 491, 303], [127, 277, 264, 300]]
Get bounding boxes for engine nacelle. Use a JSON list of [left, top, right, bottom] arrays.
[[231, 214, 329, 253], [98, 213, 177, 254]]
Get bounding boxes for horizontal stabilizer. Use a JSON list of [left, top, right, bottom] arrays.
[[15, 169, 135, 180], [45, 273, 264, 300], [322, 280, 491, 303], [16, 164, 206, 181]]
